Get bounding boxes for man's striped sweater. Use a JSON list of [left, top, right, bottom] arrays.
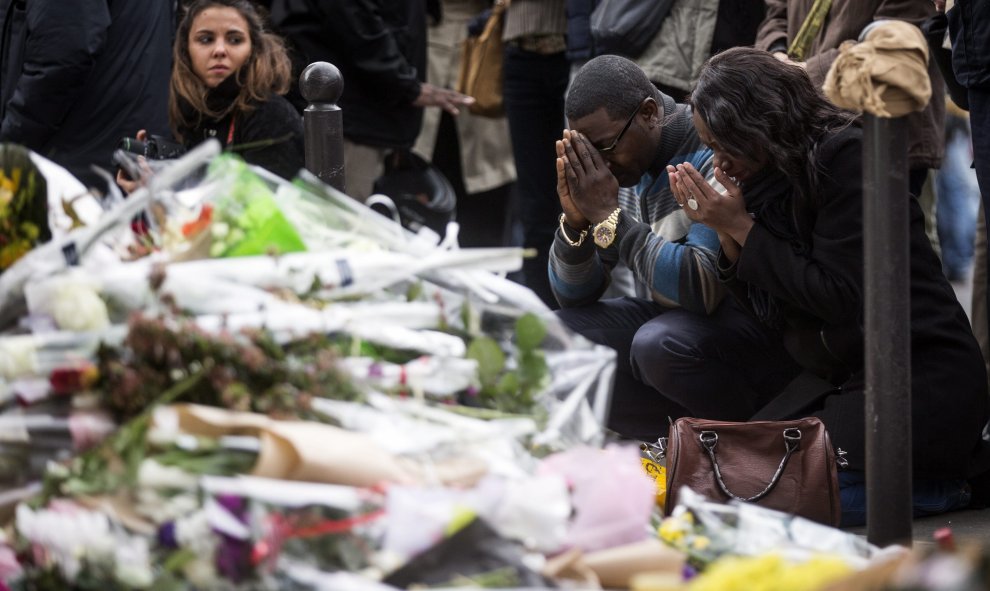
[[549, 92, 725, 314]]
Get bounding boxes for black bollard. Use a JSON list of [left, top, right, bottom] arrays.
[[862, 113, 913, 547], [299, 61, 345, 192]]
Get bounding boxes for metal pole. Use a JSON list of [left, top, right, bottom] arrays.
[[300, 61, 345, 192], [862, 113, 912, 546]]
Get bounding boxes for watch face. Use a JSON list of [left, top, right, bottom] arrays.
[[594, 225, 615, 247]]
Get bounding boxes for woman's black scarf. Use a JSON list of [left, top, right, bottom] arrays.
[[176, 75, 243, 143]]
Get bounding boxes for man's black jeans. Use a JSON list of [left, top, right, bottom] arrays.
[[556, 296, 800, 441]]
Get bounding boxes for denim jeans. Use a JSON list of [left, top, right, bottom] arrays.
[[936, 121, 980, 279], [838, 471, 972, 527]]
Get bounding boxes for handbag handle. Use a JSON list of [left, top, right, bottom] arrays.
[[699, 428, 801, 503]]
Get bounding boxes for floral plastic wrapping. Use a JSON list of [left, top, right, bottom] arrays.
[[0, 141, 222, 329], [3, 148, 614, 450]]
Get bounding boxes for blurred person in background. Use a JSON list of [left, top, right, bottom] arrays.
[[413, 0, 517, 249], [502, 0, 569, 309], [636, 0, 766, 102], [757, 0, 945, 202], [0, 0, 173, 190], [268, 0, 474, 201], [941, 1, 990, 406], [937, 105, 980, 283]]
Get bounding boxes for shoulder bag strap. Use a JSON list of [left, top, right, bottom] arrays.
[[750, 370, 839, 421], [787, 0, 833, 61]]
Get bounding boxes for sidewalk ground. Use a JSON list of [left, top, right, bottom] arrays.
[[846, 507, 990, 547]]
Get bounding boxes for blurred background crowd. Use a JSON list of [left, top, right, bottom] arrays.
[[0, 0, 982, 333]]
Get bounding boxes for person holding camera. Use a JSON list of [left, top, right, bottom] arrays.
[[118, 0, 303, 192]]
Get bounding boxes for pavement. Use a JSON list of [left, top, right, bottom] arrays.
[[845, 508, 990, 548]]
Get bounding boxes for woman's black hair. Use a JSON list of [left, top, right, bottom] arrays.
[[689, 47, 857, 217], [170, 0, 291, 139]]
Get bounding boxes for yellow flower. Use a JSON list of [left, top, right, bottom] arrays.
[[0, 239, 32, 270], [688, 553, 852, 591], [691, 536, 710, 551], [775, 555, 851, 590], [20, 221, 39, 241], [658, 515, 692, 546], [658, 522, 683, 544]]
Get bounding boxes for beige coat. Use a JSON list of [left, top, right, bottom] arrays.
[[413, 0, 516, 194]]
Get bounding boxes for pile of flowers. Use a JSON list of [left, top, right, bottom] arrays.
[[0, 145, 633, 589], [0, 144, 959, 590]]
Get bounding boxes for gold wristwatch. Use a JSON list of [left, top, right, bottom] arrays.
[[593, 207, 621, 248], [558, 213, 588, 247]]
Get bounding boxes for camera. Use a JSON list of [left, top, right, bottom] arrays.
[[115, 135, 187, 161], [114, 134, 187, 182]]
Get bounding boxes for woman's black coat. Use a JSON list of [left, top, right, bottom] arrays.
[[722, 125, 988, 479]]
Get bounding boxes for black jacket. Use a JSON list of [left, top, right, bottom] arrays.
[[268, 0, 426, 149], [178, 91, 305, 181], [565, 0, 597, 62], [722, 126, 988, 479], [949, 0, 990, 90], [0, 0, 172, 188]]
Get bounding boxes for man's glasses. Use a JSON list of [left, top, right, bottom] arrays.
[[598, 98, 646, 154]]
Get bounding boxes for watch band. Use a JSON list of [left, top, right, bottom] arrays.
[[592, 207, 622, 249], [558, 213, 588, 247]]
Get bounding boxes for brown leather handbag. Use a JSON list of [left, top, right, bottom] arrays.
[[664, 417, 842, 526]]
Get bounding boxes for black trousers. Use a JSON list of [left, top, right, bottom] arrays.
[[556, 296, 801, 441], [502, 45, 570, 309]]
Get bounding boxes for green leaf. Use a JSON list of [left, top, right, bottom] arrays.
[[466, 336, 505, 386], [517, 350, 548, 385], [406, 280, 424, 302], [515, 313, 547, 351], [162, 548, 198, 573], [495, 372, 519, 396]]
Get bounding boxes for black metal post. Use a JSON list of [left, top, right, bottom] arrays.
[[862, 114, 912, 546], [299, 61, 345, 192]]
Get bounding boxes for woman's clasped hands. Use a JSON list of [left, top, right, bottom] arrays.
[[666, 162, 754, 251]]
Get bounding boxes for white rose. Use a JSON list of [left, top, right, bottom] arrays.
[[136, 459, 199, 491], [114, 538, 153, 588], [0, 336, 38, 380], [51, 283, 109, 332]]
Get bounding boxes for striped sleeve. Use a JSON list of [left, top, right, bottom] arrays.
[[547, 187, 640, 307], [617, 149, 725, 314]]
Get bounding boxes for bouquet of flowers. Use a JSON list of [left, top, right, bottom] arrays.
[[0, 144, 50, 273], [655, 487, 902, 589]]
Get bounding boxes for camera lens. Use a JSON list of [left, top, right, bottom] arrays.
[[116, 137, 147, 156]]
